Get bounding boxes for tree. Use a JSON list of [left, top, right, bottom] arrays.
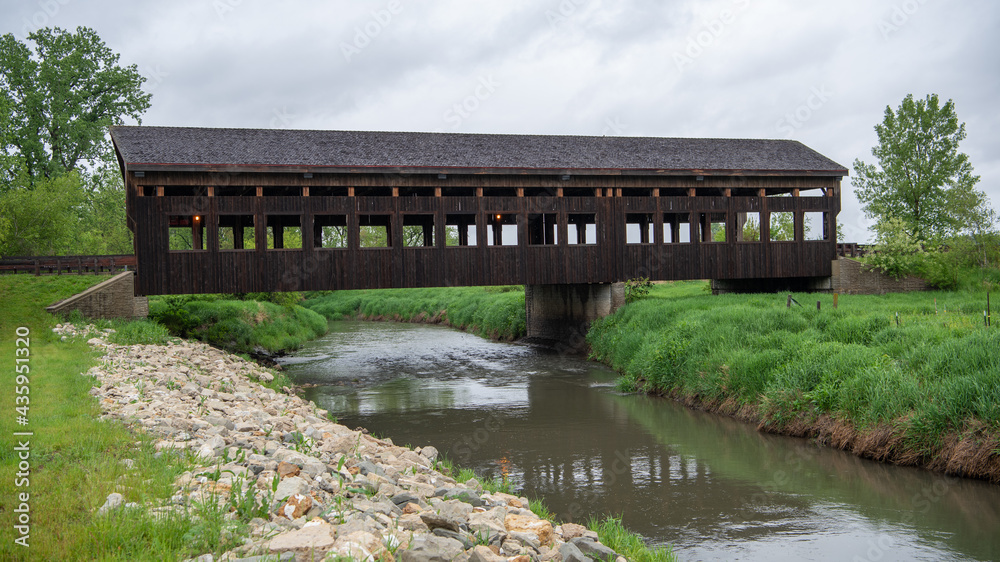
[[853, 94, 984, 243], [768, 211, 795, 241], [74, 152, 134, 254], [866, 216, 924, 279], [0, 170, 84, 255], [0, 26, 151, 180]]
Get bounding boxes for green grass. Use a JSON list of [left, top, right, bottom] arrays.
[[588, 516, 677, 562], [302, 286, 527, 341], [0, 275, 224, 561], [148, 294, 328, 355], [528, 498, 554, 521], [588, 281, 1000, 454]]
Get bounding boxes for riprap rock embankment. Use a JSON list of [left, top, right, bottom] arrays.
[[57, 324, 624, 562]]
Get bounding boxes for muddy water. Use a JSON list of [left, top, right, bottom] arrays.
[[280, 321, 1000, 561]]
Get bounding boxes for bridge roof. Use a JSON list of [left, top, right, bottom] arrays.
[[110, 126, 848, 176]]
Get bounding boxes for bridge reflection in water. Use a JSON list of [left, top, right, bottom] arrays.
[[286, 321, 1000, 562]]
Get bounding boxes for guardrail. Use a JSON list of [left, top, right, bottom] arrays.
[[836, 243, 870, 258], [0, 255, 137, 276]]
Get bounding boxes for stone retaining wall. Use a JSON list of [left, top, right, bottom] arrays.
[[832, 257, 931, 295], [46, 271, 148, 319]]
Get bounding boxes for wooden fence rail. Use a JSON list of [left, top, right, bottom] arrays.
[[836, 243, 870, 258], [0, 255, 137, 276]]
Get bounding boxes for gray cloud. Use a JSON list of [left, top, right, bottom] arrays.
[[1, 0, 997, 241]]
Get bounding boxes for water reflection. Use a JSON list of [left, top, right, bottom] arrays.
[[282, 321, 1000, 562]]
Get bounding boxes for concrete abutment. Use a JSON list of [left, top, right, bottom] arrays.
[[524, 283, 625, 351]]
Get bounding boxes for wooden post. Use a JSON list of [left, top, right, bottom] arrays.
[[273, 222, 283, 249], [787, 294, 792, 308], [817, 300, 821, 311], [192, 217, 203, 250], [833, 293, 838, 309]]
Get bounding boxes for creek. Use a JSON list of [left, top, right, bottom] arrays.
[[280, 320, 1000, 561]]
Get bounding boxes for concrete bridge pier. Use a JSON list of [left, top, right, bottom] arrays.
[[524, 283, 625, 352]]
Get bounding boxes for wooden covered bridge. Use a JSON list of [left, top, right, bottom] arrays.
[[111, 126, 847, 341]]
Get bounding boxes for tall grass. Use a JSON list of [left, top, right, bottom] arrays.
[[589, 281, 1000, 452], [302, 286, 527, 341], [588, 516, 677, 562]]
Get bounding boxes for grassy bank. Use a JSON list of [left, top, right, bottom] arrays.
[[302, 286, 527, 341], [148, 293, 327, 356], [588, 281, 1000, 480], [0, 275, 216, 561]]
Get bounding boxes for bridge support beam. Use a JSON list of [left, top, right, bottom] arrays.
[[524, 283, 625, 351]]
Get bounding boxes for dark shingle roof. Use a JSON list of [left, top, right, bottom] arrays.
[[110, 126, 847, 176]]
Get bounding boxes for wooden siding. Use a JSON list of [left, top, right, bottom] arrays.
[[129, 171, 841, 296]]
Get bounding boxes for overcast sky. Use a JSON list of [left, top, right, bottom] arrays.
[[3, 0, 997, 242]]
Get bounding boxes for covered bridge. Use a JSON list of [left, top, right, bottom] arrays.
[[111, 126, 847, 341]]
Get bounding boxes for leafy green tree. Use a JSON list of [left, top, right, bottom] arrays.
[[0, 170, 84, 255], [768, 212, 795, 241], [866, 216, 924, 279], [853, 94, 984, 243], [964, 201, 999, 268], [360, 225, 389, 247], [320, 225, 347, 248], [74, 153, 134, 254], [740, 215, 759, 242], [0, 26, 151, 180]]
